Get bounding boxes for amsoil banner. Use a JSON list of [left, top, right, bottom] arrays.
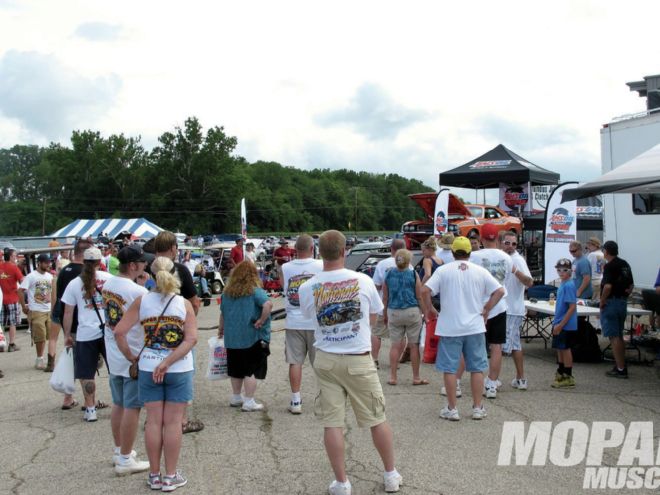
[[543, 182, 578, 284], [433, 188, 450, 236], [499, 183, 531, 213]]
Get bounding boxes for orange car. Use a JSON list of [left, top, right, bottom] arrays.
[[402, 192, 522, 249]]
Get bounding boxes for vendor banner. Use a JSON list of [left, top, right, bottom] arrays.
[[543, 182, 578, 284], [433, 188, 450, 236], [499, 182, 531, 214], [241, 198, 247, 257]]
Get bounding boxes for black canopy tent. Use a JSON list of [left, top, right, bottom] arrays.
[[438, 144, 560, 188]]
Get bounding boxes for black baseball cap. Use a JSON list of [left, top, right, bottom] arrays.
[[117, 245, 149, 264], [37, 253, 51, 262]]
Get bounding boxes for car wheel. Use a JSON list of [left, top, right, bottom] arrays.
[[211, 280, 223, 294]]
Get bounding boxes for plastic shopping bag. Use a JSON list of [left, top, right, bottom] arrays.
[[49, 347, 76, 394], [206, 336, 228, 381], [0, 327, 7, 352]]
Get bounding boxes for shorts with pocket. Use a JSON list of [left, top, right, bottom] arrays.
[[436, 333, 488, 373], [28, 311, 50, 344], [2, 303, 20, 327], [600, 298, 627, 338], [74, 338, 107, 380], [313, 350, 386, 428], [371, 314, 389, 338], [109, 374, 143, 409], [138, 370, 193, 404], [485, 311, 507, 345], [285, 329, 316, 365], [503, 315, 524, 354], [387, 307, 423, 343]]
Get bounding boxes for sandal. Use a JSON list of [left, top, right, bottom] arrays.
[[182, 419, 205, 434], [412, 379, 430, 386], [61, 399, 79, 410]]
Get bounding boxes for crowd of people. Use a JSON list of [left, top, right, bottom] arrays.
[[0, 226, 657, 494]]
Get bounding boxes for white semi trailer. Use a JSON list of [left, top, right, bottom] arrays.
[[600, 75, 660, 289]]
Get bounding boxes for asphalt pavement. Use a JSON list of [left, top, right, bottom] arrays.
[[1, 304, 659, 495]]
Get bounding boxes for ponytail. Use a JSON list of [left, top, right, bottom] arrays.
[[81, 261, 99, 299], [151, 256, 181, 295]]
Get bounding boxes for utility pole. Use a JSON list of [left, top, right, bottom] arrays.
[[41, 197, 46, 236]]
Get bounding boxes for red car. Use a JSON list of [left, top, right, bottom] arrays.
[[402, 192, 522, 249]]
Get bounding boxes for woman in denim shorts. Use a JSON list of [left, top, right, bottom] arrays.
[[115, 256, 198, 492]]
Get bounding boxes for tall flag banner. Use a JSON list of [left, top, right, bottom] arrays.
[[543, 182, 578, 284], [433, 188, 450, 237], [241, 198, 247, 257]]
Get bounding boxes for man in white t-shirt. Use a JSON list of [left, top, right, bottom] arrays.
[[469, 223, 511, 399], [18, 254, 53, 370], [501, 232, 533, 390], [299, 230, 402, 495], [371, 239, 406, 368], [423, 236, 504, 421], [281, 234, 323, 415], [101, 245, 151, 475]]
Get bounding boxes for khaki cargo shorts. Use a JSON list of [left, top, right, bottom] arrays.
[[285, 329, 316, 365], [28, 311, 50, 344], [313, 350, 386, 428]]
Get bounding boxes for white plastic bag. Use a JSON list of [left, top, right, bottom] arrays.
[[50, 347, 76, 394], [0, 327, 7, 352], [206, 336, 228, 381]]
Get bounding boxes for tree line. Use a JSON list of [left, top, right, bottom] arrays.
[[0, 117, 433, 236]]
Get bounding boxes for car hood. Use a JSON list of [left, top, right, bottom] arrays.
[[408, 192, 473, 219]]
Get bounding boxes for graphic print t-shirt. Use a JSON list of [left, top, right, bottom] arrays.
[[102, 276, 148, 377], [19, 270, 53, 312], [0, 261, 24, 304], [470, 248, 511, 317], [503, 251, 532, 316], [138, 292, 192, 373], [282, 258, 324, 330], [60, 271, 113, 341], [299, 269, 383, 354]]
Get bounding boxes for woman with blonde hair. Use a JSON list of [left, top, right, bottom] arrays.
[[382, 249, 427, 386], [218, 261, 273, 412], [115, 256, 198, 492], [420, 237, 443, 284]]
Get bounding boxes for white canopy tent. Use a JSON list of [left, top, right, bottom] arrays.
[[562, 143, 660, 201]]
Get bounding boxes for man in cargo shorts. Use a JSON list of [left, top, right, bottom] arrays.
[[299, 230, 402, 494]]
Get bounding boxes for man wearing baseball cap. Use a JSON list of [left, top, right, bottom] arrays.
[[470, 223, 512, 399], [422, 236, 504, 421], [18, 253, 54, 369]]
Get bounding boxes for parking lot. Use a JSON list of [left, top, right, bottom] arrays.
[[1, 304, 659, 494]]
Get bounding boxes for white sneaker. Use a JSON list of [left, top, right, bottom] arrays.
[[384, 472, 403, 493], [440, 385, 462, 398], [229, 396, 243, 407], [328, 480, 352, 495], [241, 400, 264, 412], [112, 449, 137, 466], [484, 386, 497, 399], [115, 456, 150, 476], [288, 401, 302, 414], [35, 357, 46, 370], [84, 408, 97, 422], [472, 405, 487, 420], [439, 406, 460, 421], [511, 378, 528, 390]]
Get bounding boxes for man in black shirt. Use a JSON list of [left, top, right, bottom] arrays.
[[153, 231, 203, 434], [600, 241, 634, 378], [49, 238, 93, 407]]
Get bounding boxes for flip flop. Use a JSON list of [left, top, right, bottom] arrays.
[[182, 419, 205, 434], [387, 380, 397, 386], [412, 379, 430, 386], [61, 399, 79, 410], [80, 400, 109, 411]]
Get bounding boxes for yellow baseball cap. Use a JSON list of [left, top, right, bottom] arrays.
[[451, 236, 472, 254]]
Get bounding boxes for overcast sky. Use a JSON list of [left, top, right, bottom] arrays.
[[1, 0, 659, 198]]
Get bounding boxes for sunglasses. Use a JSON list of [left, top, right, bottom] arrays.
[[556, 268, 571, 273], [503, 241, 517, 246]]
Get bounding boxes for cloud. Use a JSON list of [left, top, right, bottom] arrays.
[[0, 50, 121, 139], [74, 21, 123, 42], [315, 83, 430, 141], [477, 116, 580, 150]]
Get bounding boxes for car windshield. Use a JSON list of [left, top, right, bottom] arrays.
[[467, 206, 482, 217]]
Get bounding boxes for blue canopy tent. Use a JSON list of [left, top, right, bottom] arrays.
[[51, 218, 163, 240]]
